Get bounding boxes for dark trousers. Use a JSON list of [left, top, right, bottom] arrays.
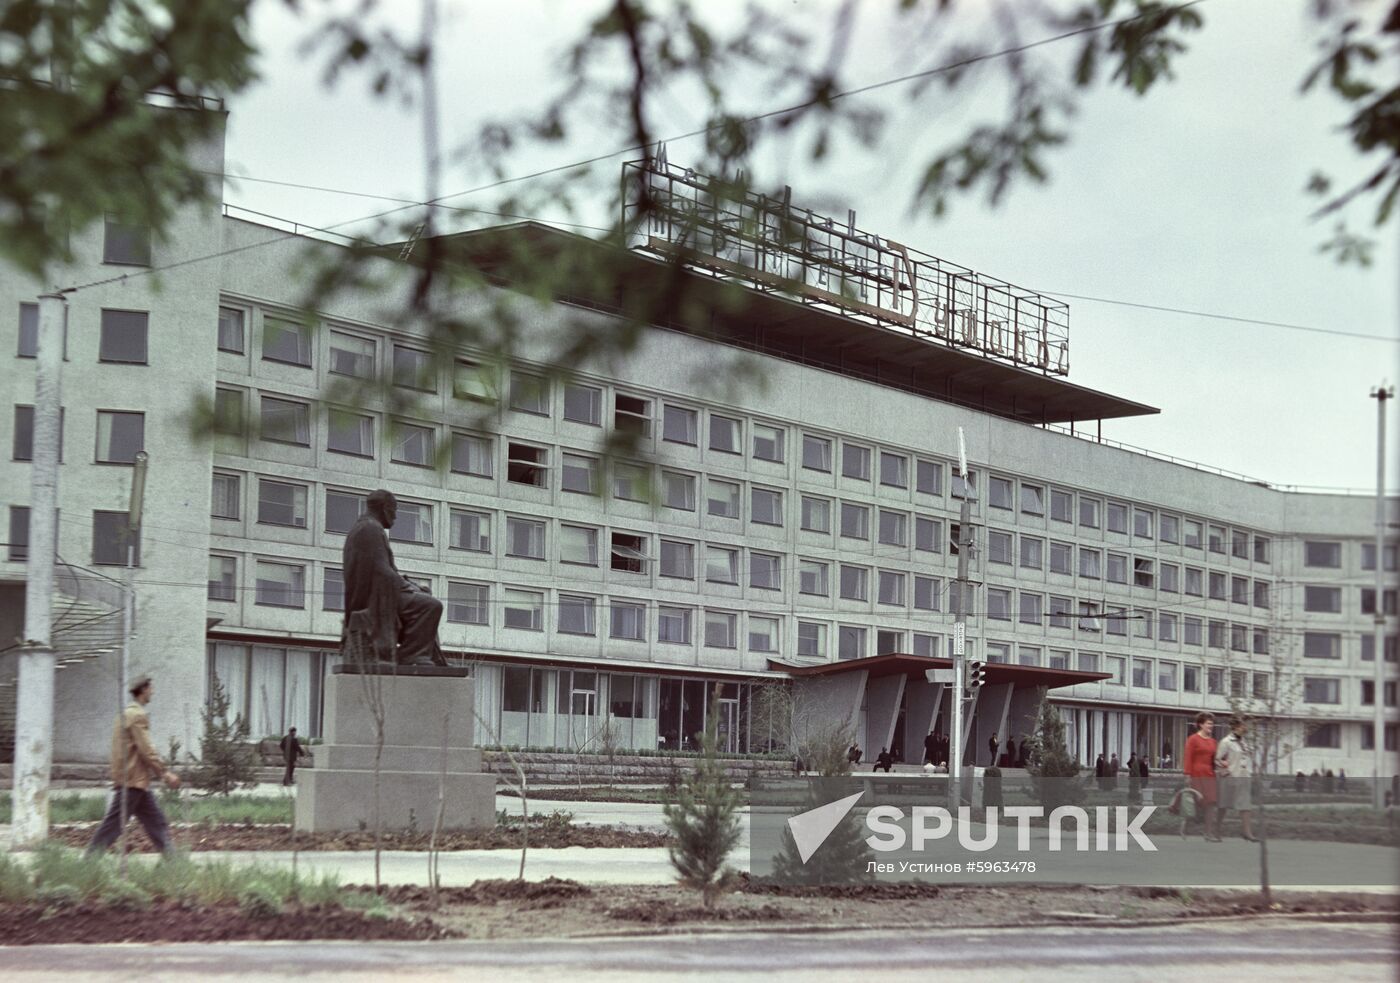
[[86, 786, 171, 855], [397, 585, 445, 664], [282, 758, 297, 785]]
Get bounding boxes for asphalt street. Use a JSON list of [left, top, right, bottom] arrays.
[[0, 918, 1394, 981]]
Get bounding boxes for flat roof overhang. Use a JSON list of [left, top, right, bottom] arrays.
[[768, 653, 1111, 690], [433, 222, 1159, 426]]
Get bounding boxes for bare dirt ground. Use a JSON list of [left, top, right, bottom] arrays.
[[46, 822, 666, 853]]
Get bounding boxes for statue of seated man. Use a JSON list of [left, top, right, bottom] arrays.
[[342, 488, 446, 667]]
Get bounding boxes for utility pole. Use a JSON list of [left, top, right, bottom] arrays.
[[1370, 383, 1393, 810], [950, 428, 974, 810], [11, 293, 66, 847]]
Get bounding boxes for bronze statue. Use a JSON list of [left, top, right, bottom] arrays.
[[342, 489, 446, 667]]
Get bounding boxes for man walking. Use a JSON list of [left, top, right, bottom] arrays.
[[280, 726, 308, 786], [86, 676, 180, 856]]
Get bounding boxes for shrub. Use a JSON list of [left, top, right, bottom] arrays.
[[31, 842, 114, 899], [188, 678, 259, 796], [0, 853, 35, 903], [663, 686, 742, 908], [1027, 697, 1084, 812], [100, 879, 152, 911], [237, 880, 283, 919]]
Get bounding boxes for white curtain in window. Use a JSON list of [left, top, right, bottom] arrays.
[[283, 650, 315, 735], [474, 664, 502, 744], [249, 646, 286, 737], [211, 642, 249, 724]]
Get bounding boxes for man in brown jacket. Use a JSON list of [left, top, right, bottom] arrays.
[[85, 675, 181, 856]]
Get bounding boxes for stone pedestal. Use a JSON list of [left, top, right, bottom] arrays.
[[295, 666, 496, 833]]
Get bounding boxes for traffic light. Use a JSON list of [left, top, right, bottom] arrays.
[[966, 660, 988, 692]]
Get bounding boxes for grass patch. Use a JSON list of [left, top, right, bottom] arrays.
[[0, 793, 293, 826]]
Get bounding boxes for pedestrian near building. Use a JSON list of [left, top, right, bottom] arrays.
[[988, 733, 999, 766], [923, 730, 938, 766], [1185, 711, 1220, 842], [86, 676, 181, 857], [874, 747, 894, 773], [1214, 715, 1257, 842], [280, 726, 308, 786]]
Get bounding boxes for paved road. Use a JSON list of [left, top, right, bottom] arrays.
[[0, 918, 1394, 981]]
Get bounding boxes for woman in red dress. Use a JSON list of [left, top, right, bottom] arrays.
[[1184, 711, 1220, 841]]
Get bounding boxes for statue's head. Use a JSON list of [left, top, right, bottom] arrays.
[[367, 488, 398, 529]]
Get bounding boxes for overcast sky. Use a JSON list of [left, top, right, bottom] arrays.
[[220, 0, 1399, 493]]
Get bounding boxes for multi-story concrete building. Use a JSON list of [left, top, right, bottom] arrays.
[[2, 124, 1396, 779]]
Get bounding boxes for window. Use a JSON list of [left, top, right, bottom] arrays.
[[1184, 617, 1202, 646], [615, 393, 652, 437], [1207, 668, 1224, 695], [1185, 567, 1203, 596], [1208, 524, 1226, 554], [1133, 557, 1154, 589], [1208, 572, 1226, 601], [1231, 530, 1249, 559], [837, 625, 866, 660], [1078, 547, 1101, 579], [329, 331, 374, 378], [914, 633, 939, 658], [94, 410, 143, 464], [842, 443, 871, 480], [1304, 723, 1343, 750], [1020, 483, 1044, 516], [563, 383, 602, 425], [449, 509, 489, 552], [17, 302, 43, 358], [660, 540, 695, 579], [1078, 497, 1099, 528], [802, 434, 832, 471], [878, 510, 907, 547], [1302, 540, 1344, 568], [387, 422, 434, 467], [750, 552, 782, 590], [610, 601, 646, 640], [799, 559, 830, 596], [508, 373, 549, 415], [559, 525, 599, 566], [1253, 628, 1270, 655], [797, 622, 827, 658], [1077, 600, 1101, 632], [662, 404, 698, 444], [324, 489, 367, 534], [260, 396, 310, 446], [916, 459, 942, 495], [327, 410, 373, 457], [877, 570, 905, 606], [450, 433, 492, 477], [258, 479, 308, 528], [610, 532, 648, 574], [1020, 592, 1043, 626], [1048, 596, 1072, 629], [1182, 665, 1200, 693], [507, 443, 547, 486], [709, 414, 741, 453], [1106, 657, 1126, 686], [1361, 680, 1400, 707], [1304, 586, 1342, 613], [1106, 607, 1128, 636], [986, 643, 1011, 664], [840, 502, 870, 540], [103, 216, 151, 265], [1160, 563, 1179, 593], [872, 629, 901, 656], [505, 516, 545, 559], [558, 595, 597, 635], [1106, 502, 1128, 534], [799, 495, 831, 533], [561, 453, 600, 495], [217, 307, 245, 354], [388, 502, 432, 545], [1254, 535, 1271, 564], [254, 560, 304, 607], [708, 479, 740, 519], [705, 611, 737, 648], [1230, 623, 1247, 652], [1362, 635, 1400, 663], [1361, 588, 1399, 616], [662, 472, 696, 511], [208, 556, 236, 602], [753, 423, 785, 462], [1208, 620, 1226, 648], [1303, 677, 1341, 704], [1229, 575, 1249, 605], [879, 451, 908, 488], [1361, 543, 1398, 570], [952, 469, 977, 501], [1157, 661, 1177, 691], [987, 588, 1012, 621], [211, 473, 240, 520], [261, 315, 311, 367], [1020, 536, 1043, 569], [839, 565, 869, 601], [988, 476, 1013, 510], [323, 566, 345, 612], [1133, 509, 1153, 539], [453, 359, 494, 401], [1105, 552, 1127, 584], [1183, 520, 1203, 549], [1159, 612, 1178, 642], [706, 545, 739, 584], [915, 516, 941, 553], [658, 606, 692, 644], [1050, 542, 1072, 575], [1160, 514, 1179, 544], [1132, 658, 1152, 688], [503, 588, 544, 630], [988, 530, 1013, 565], [751, 487, 783, 526], [749, 616, 780, 653], [1303, 631, 1341, 659], [914, 575, 941, 611]]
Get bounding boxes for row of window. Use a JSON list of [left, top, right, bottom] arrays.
[[1302, 631, 1400, 662], [1303, 585, 1398, 615], [1303, 540, 1399, 572], [12, 405, 141, 464]]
